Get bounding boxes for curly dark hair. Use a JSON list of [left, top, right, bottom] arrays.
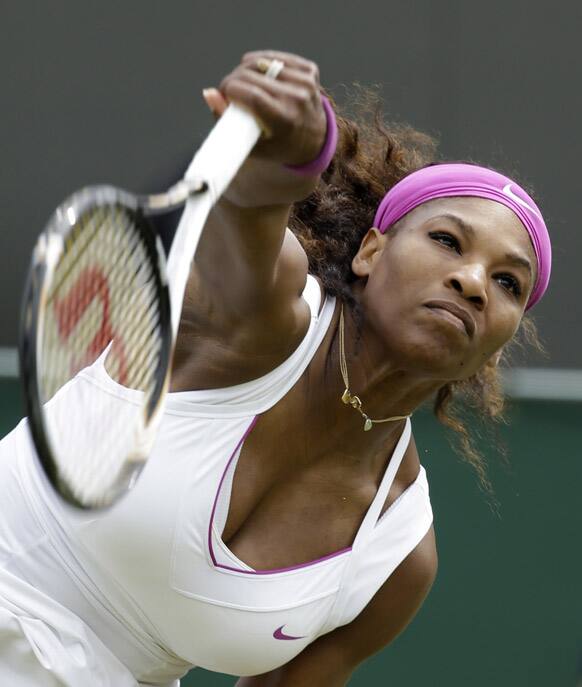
[[289, 87, 542, 501]]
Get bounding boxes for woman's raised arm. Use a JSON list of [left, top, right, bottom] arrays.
[[185, 51, 332, 335]]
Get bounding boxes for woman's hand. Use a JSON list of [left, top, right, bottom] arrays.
[[203, 50, 327, 168]]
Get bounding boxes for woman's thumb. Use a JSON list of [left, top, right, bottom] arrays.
[[202, 88, 227, 117]]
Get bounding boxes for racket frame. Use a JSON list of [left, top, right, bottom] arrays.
[[19, 186, 176, 507]]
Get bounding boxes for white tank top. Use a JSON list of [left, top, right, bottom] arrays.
[[6, 275, 433, 683]]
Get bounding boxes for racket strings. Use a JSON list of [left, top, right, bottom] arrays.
[[39, 203, 165, 506]]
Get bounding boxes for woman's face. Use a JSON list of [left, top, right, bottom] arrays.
[[353, 197, 537, 381]]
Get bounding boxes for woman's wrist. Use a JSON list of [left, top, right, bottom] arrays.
[[284, 95, 338, 177], [223, 95, 338, 208], [223, 157, 320, 208]]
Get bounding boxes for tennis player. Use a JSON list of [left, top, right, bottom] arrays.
[[0, 50, 550, 686]]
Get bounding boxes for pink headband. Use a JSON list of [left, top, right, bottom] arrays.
[[373, 163, 551, 309]]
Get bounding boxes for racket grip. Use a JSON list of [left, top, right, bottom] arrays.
[[184, 104, 261, 202], [184, 60, 284, 202]]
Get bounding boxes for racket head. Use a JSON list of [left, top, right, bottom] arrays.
[[20, 186, 172, 509]]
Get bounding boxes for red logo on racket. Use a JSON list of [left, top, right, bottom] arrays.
[[53, 266, 127, 383]]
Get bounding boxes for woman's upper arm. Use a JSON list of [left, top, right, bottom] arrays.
[[235, 527, 438, 687], [189, 188, 308, 331]]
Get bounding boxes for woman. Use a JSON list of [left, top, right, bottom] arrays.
[[0, 50, 550, 686]]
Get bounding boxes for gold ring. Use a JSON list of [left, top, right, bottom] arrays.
[[256, 57, 272, 74]]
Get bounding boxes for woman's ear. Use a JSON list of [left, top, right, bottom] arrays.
[[351, 228, 386, 277]]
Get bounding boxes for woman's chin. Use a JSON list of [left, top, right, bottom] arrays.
[[396, 343, 482, 383]]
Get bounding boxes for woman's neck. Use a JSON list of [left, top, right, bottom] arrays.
[[317, 302, 444, 440]]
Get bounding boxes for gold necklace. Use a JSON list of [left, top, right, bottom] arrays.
[[339, 305, 410, 431]]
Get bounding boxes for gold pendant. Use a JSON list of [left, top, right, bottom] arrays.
[[363, 417, 373, 431], [341, 389, 351, 405]]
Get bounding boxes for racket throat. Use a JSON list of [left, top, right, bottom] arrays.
[[146, 178, 208, 214]]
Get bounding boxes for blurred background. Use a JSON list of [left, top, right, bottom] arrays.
[[1, 1, 580, 685]]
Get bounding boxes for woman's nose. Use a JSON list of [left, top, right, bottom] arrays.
[[447, 263, 488, 309]]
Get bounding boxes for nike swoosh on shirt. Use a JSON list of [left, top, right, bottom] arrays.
[[273, 625, 306, 640], [502, 184, 542, 219]]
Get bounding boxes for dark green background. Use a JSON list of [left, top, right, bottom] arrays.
[[1, 379, 579, 686]]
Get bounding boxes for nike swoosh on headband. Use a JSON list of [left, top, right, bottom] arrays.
[[273, 625, 306, 640], [502, 184, 543, 220]]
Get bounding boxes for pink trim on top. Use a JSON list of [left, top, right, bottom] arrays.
[[207, 415, 351, 576]]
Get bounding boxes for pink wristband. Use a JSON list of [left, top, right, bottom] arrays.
[[284, 95, 338, 176]]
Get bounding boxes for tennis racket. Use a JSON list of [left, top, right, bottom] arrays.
[[20, 60, 284, 510]]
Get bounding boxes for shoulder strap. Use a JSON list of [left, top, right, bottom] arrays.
[[319, 418, 412, 635], [302, 273, 323, 316], [351, 417, 411, 551]]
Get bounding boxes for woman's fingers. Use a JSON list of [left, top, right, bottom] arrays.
[[242, 50, 320, 83], [221, 67, 317, 114], [242, 52, 320, 95], [219, 75, 289, 137], [214, 50, 326, 165]]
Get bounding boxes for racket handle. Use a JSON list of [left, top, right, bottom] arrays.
[[184, 103, 262, 202], [184, 59, 284, 202]]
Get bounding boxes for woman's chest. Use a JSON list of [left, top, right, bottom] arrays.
[[219, 406, 419, 572]]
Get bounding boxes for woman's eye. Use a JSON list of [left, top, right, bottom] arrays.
[[429, 232, 461, 253], [496, 274, 522, 297]]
